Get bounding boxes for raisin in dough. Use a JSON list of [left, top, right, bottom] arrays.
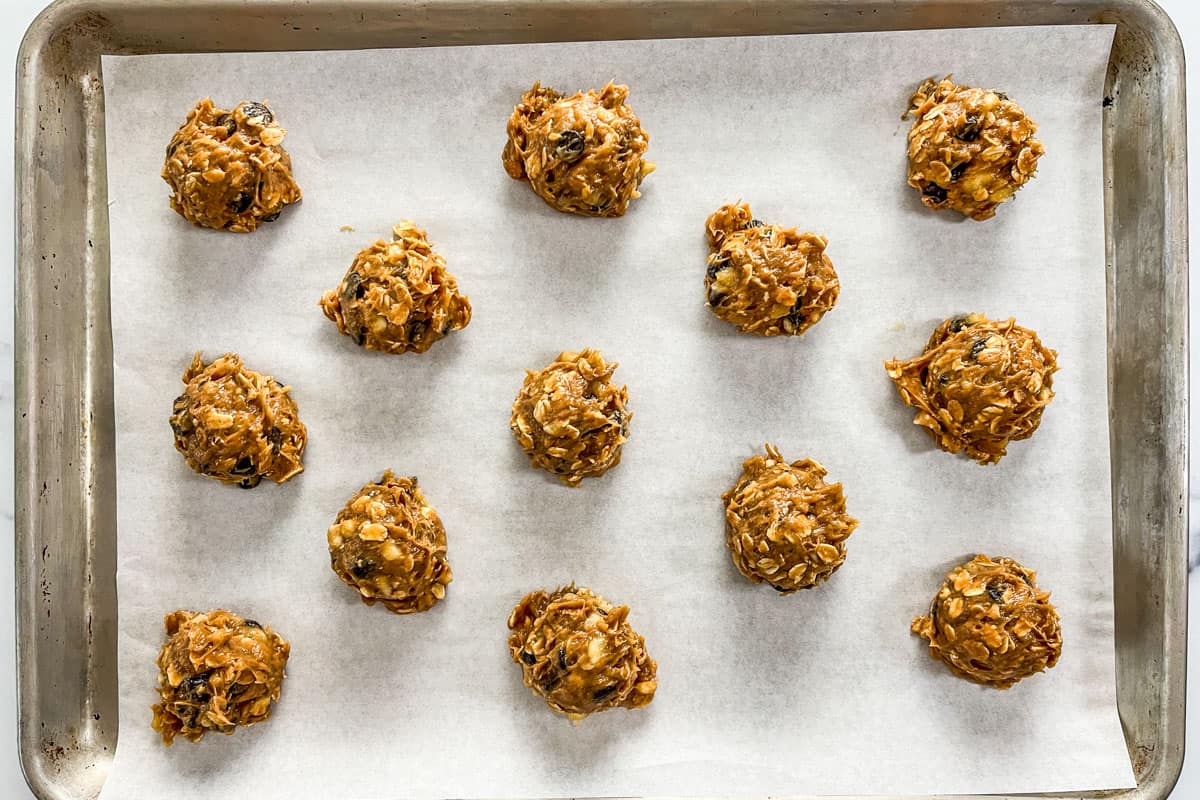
[[327, 470, 453, 614], [885, 313, 1057, 465], [723, 444, 859, 593], [704, 203, 839, 336], [169, 352, 307, 488], [319, 221, 472, 354], [508, 585, 657, 722], [151, 609, 290, 745], [510, 349, 630, 486], [162, 99, 301, 232], [905, 77, 1045, 220], [912, 554, 1062, 688], [502, 82, 654, 217]]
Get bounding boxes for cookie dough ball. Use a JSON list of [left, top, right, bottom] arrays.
[[162, 99, 301, 232], [319, 221, 472, 354], [502, 82, 654, 217], [169, 353, 307, 488], [151, 609, 290, 745], [884, 313, 1057, 465], [327, 470, 453, 614], [722, 444, 859, 593], [507, 585, 657, 722], [912, 554, 1062, 688], [905, 76, 1044, 220], [510, 349, 630, 486], [704, 203, 839, 336]]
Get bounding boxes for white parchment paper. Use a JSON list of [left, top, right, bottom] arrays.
[[99, 25, 1132, 799]]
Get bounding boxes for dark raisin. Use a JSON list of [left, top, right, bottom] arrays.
[[228, 681, 248, 698], [969, 337, 988, 359], [958, 114, 982, 142], [342, 271, 364, 302], [706, 256, 730, 280], [595, 607, 608, 616], [784, 299, 806, 332], [239, 101, 273, 124], [922, 183, 948, 204], [350, 559, 375, 579], [610, 408, 625, 431], [770, 584, 790, 593], [179, 674, 211, 702], [238, 475, 262, 489], [230, 456, 256, 476], [986, 582, 1006, 604], [557, 645, 568, 671], [231, 193, 253, 214], [242, 619, 262, 629], [214, 114, 237, 136], [350, 326, 366, 346], [520, 650, 537, 666], [996, 91, 1010, 101], [950, 162, 968, 181], [707, 291, 727, 307], [554, 129, 586, 163], [938, 373, 951, 386], [266, 427, 283, 454], [407, 319, 428, 342], [948, 316, 971, 333], [592, 683, 619, 701], [541, 673, 562, 693], [745, 218, 766, 229], [261, 209, 282, 223]]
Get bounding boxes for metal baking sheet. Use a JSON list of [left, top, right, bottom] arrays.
[[14, 1, 1188, 799]]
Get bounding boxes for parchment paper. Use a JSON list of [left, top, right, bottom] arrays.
[[99, 25, 1132, 799]]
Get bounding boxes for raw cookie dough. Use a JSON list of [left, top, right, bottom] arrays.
[[162, 99, 301, 232], [507, 585, 657, 722], [912, 554, 1062, 689], [327, 470, 453, 614], [151, 609, 290, 745], [169, 352, 307, 488], [884, 313, 1058, 465], [722, 444, 859, 593], [905, 76, 1045, 220], [704, 202, 840, 336], [509, 349, 630, 486], [319, 221, 472, 354], [502, 82, 654, 217]]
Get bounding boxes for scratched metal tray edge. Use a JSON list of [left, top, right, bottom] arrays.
[[13, 1, 1188, 799]]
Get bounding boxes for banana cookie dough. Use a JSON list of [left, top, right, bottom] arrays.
[[510, 349, 630, 486], [169, 352, 307, 488], [162, 99, 301, 231], [704, 203, 840, 336], [912, 554, 1062, 688], [151, 609, 290, 745], [502, 82, 654, 217], [507, 585, 658, 722], [885, 313, 1058, 465], [327, 470, 453, 614], [905, 76, 1045, 220], [722, 444, 859, 593], [319, 221, 472, 354]]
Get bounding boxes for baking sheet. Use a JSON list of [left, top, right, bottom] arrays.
[[99, 25, 1132, 799]]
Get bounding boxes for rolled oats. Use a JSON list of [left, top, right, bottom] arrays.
[[319, 221, 472, 355], [162, 99, 301, 232], [704, 203, 839, 336], [507, 585, 657, 722], [911, 554, 1062, 689], [150, 609, 290, 745], [169, 352, 307, 488], [905, 76, 1044, 220], [502, 82, 654, 217], [509, 349, 630, 486], [722, 444, 858, 593], [327, 470, 452, 614], [884, 313, 1058, 464]]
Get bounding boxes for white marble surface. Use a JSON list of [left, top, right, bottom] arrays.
[[0, 1, 1195, 798]]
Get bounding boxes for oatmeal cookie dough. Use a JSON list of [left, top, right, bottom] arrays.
[[327, 470, 453, 614], [704, 203, 840, 336], [884, 313, 1058, 465], [162, 99, 301, 232], [722, 444, 859, 593], [151, 609, 290, 745], [509, 349, 630, 486], [502, 82, 654, 217], [905, 76, 1045, 220], [912, 554, 1062, 689], [507, 585, 657, 722], [319, 221, 472, 354], [169, 352, 307, 488]]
